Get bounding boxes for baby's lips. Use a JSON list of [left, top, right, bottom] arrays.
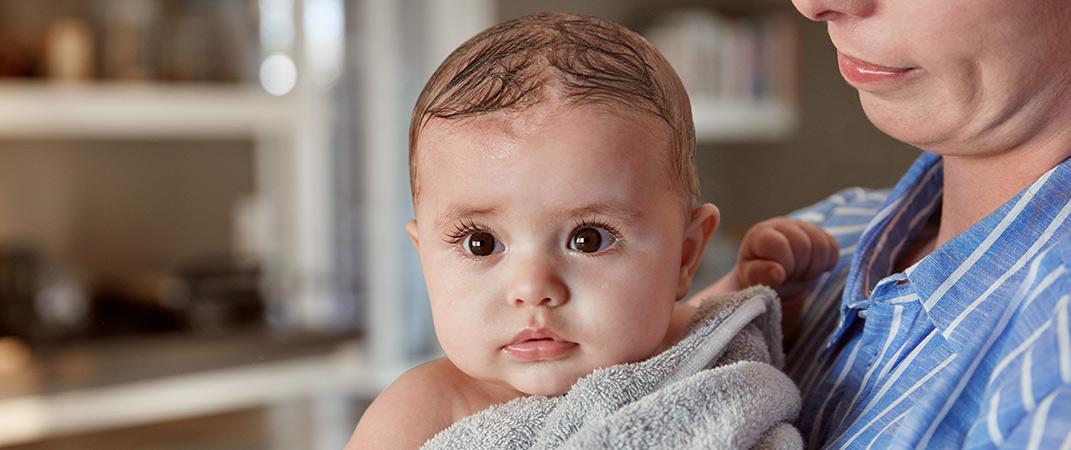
[[507, 327, 567, 346], [502, 327, 578, 361], [502, 340, 578, 362]]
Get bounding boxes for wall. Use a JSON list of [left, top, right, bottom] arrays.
[[0, 140, 254, 280]]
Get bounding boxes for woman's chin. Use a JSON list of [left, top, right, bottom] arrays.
[[860, 93, 956, 152]]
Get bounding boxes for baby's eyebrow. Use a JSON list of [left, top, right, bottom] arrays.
[[434, 202, 643, 230], [435, 206, 501, 230], [559, 203, 643, 222]]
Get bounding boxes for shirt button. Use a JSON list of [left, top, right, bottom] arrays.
[[858, 309, 868, 319]]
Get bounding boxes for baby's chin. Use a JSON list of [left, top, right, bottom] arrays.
[[512, 378, 576, 396], [506, 366, 594, 396], [501, 353, 663, 396]]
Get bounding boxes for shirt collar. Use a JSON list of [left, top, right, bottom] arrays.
[[827, 152, 1071, 353], [906, 154, 1071, 351]]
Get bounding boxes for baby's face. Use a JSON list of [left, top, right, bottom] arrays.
[[408, 103, 698, 396]]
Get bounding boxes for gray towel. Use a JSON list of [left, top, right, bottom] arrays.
[[422, 286, 803, 450]]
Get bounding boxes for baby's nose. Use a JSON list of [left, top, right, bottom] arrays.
[[513, 294, 565, 308], [506, 260, 569, 308]]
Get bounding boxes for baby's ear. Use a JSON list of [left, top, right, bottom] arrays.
[[676, 203, 720, 300], [405, 219, 420, 249]]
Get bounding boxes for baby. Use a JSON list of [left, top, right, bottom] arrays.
[[348, 12, 836, 449]]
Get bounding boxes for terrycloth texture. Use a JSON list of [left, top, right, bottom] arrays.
[[422, 286, 802, 450]]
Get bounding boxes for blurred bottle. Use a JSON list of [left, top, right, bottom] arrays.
[[44, 17, 94, 81], [0, 336, 31, 375]]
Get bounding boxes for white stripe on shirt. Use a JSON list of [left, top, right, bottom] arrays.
[[1057, 297, 1071, 383], [1027, 393, 1058, 450], [887, 294, 920, 305], [1023, 345, 1037, 411], [1026, 266, 1067, 311], [826, 224, 870, 236], [833, 206, 880, 216], [987, 390, 1005, 446], [798, 211, 826, 223]]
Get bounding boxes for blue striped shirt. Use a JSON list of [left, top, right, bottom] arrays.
[[786, 152, 1071, 449]]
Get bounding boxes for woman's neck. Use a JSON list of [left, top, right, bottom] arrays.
[[937, 129, 1071, 249], [930, 74, 1071, 249]]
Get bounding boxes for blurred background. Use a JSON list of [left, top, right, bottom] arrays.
[[0, 0, 916, 448]]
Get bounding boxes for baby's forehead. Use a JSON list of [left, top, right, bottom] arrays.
[[419, 101, 669, 154], [410, 101, 681, 208]]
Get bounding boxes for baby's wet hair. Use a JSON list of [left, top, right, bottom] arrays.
[[409, 12, 698, 206]]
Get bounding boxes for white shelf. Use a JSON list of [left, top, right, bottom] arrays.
[[692, 96, 796, 144], [0, 340, 376, 447], [0, 83, 793, 143], [0, 82, 297, 140]]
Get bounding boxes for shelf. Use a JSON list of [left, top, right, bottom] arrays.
[[0, 331, 376, 447], [0, 82, 297, 140], [691, 96, 796, 144]]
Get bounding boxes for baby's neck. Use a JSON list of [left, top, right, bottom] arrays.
[[427, 358, 525, 421], [469, 374, 527, 407], [656, 302, 698, 355]]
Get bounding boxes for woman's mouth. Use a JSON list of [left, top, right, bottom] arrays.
[[502, 328, 578, 362], [837, 51, 919, 90]]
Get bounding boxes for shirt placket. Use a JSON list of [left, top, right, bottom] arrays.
[[837, 272, 923, 442]]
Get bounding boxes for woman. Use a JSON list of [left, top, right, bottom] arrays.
[[730, 0, 1071, 447]]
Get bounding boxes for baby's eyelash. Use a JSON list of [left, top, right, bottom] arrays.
[[574, 216, 623, 239], [443, 219, 485, 245], [443, 216, 623, 248]]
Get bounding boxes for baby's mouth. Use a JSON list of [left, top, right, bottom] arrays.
[[503, 328, 578, 362]]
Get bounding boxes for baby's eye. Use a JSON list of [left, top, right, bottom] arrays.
[[463, 231, 504, 257], [568, 226, 617, 253]]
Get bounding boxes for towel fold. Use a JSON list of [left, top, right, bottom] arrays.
[[422, 286, 802, 450]]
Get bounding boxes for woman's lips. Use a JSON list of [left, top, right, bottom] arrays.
[[503, 328, 578, 362], [837, 51, 919, 90]]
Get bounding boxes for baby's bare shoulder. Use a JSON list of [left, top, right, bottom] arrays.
[[345, 358, 466, 450]]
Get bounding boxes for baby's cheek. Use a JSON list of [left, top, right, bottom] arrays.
[[429, 300, 486, 368], [576, 292, 671, 361], [433, 321, 499, 385]]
